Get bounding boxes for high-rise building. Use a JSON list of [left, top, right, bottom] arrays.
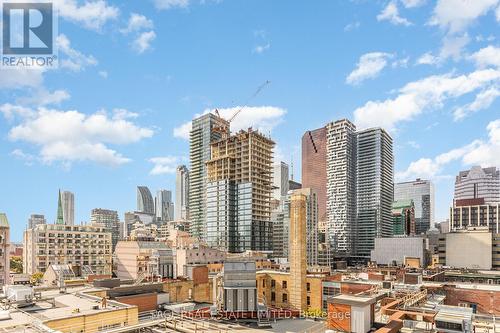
[[272, 188, 319, 266], [454, 166, 500, 205], [272, 162, 289, 200], [326, 119, 357, 255], [188, 113, 229, 240], [356, 127, 394, 257], [302, 127, 328, 228], [28, 214, 46, 229], [23, 224, 112, 275], [205, 128, 274, 252], [61, 191, 75, 225], [90, 208, 121, 251], [155, 190, 174, 222], [0, 213, 10, 286], [394, 179, 435, 234], [289, 193, 307, 311], [137, 186, 154, 215], [175, 165, 189, 220]]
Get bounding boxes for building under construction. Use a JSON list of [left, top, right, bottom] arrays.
[[205, 128, 274, 253]]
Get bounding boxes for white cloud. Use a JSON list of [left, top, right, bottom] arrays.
[[98, 70, 108, 78], [173, 106, 287, 140], [392, 56, 410, 68], [10, 149, 36, 165], [470, 45, 500, 68], [416, 52, 439, 65], [346, 52, 393, 85], [149, 156, 180, 175], [153, 0, 189, 10], [132, 31, 156, 54], [353, 68, 500, 130], [4, 106, 153, 167], [0, 104, 34, 120], [439, 33, 470, 61], [52, 0, 119, 30], [120, 13, 154, 34], [0, 68, 45, 89], [56, 34, 98, 72], [429, 0, 498, 34], [497, 4, 500, 20], [401, 0, 426, 8], [396, 119, 500, 180], [18, 89, 71, 106], [453, 86, 500, 121], [344, 21, 360, 31], [377, 2, 412, 26], [253, 43, 270, 54], [407, 140, 421, 149]]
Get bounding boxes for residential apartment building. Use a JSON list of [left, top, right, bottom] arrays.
[[189, 113, 229, 240], [454, 166, 500, 205], [175, 165, 189, 220], [137, 186, 155, 215], [90, 208, 121, 251], [155, 189, 174, 222], [326, 119, 357, 256], [205, 128, 274, 252], [356, 127, 394, 257], [0, 214, 10, 286], [23, 224, 112, 275], [394, 179, 434, 234]]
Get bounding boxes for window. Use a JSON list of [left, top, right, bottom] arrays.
[[282, 281, 287, 289], [271, 279, 276, 288], [306, 283, 310, 292], [271, 292, 276, 302], [262, 279, 266, 287], [282, 294, 287, 303], [307, 296, 310, 306]]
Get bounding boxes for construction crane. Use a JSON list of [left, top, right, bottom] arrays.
[[212, 80, 270, 138]]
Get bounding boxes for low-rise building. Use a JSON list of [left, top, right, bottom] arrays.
[[114, 240, 175, 281], [23, 223, 112, 275], [370, 236, 428, 267]]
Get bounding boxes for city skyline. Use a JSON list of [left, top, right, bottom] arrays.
[[2, 1, 500, 241]]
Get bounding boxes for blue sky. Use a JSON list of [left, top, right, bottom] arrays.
[[1, 0, 499, 241]]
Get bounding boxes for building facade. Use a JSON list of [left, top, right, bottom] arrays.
[[302, 127, 328, 230], [450, 203, 500, 233], [90, 208, 121, 251], [392, 199, 415, 236], [175, 165, 189, 220], [394, 179, 435, 234], [114, 240, 175, 280], [273, 161, 289, 200], [28, 214, 46, 229], [188, 113, 229, 240], [137, 186, 154, 215], [61, 191, 75, 226], [326, 119, 357, 256], [356, 127, 394, 257], [454, 166, 500, 205], [155, 189, 174, 222], [205, 128, 274, 253], [23, 224, 112, 275], [0, 214, 10, 286]]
